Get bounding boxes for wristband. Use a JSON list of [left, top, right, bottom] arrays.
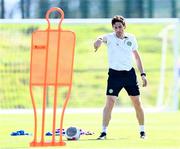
[[141, 73, 146, 77]]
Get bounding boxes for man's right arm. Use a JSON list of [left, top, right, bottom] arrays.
[[93, 36, 107, 52], [94, 38, 103, 52]]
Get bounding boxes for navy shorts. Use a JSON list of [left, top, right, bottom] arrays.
[[106, 68, 140, 96]]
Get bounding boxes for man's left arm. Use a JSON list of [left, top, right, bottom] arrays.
[[133, 50, 147, 87]]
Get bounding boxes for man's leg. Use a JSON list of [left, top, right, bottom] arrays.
[[103, 95, 116, 128], [130, 95, 146, 138], [97, 95, 116, 139]]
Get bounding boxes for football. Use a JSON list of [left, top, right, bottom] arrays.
[[65, 126, 81, 140]]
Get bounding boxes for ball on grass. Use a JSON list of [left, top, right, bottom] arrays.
[[65, 126, 80, 140]]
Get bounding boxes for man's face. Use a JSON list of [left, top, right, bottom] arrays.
[[112, 22, 125, 36]]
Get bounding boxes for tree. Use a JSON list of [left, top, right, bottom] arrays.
[[124, 0, 131, 18], [124, 0, 144, 18], [148, 0, 154, 18], [1, 0, 5, 18], [171, 0, 177, 18], [25, 0, 31, 18], [58, 0, 69, 18], [137, 0, 144, 18], [80, 0, 89, 18], [20, 0, 25, 18], [38, 0, 50, 18], [101, 0, 109, 18]]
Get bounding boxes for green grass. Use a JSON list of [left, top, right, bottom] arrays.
[[0, 111, 180, 149], [0, 23, 179, 109]]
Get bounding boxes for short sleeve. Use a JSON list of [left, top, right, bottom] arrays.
[[132, 36, 138, 51], [103, 34, 111, 45], [97, 34, 108, 44]]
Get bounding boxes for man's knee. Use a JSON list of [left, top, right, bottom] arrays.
[[105, 95, 116, 108], [131, 96, 142, 107], [107, 95, 116, 103]]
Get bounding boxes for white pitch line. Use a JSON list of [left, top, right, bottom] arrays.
[[0, 107, 169, 115]]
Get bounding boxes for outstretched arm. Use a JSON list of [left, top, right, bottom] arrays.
[[133, 50, 147, 87], [94, 38, 103, 52], [93, 36, 107, 52]]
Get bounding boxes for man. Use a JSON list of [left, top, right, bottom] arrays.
[[93, 15, 147, 140]]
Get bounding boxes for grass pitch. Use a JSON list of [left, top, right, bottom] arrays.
[[0, 110, 180, 149], [0, 23, 178, 109]]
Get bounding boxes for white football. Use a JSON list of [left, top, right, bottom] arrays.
[[65, 126, 80, 140]]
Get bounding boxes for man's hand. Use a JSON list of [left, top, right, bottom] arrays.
[[141, 76, 147, 87], [94, 39, 102, 52]]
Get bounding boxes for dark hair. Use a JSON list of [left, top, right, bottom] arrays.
[[111, 15, 126, 27]]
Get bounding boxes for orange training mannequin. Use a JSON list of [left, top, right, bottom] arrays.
[[29, 7, 76, 147]]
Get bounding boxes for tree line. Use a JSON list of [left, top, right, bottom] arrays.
[[0, 0, 178, 18]]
